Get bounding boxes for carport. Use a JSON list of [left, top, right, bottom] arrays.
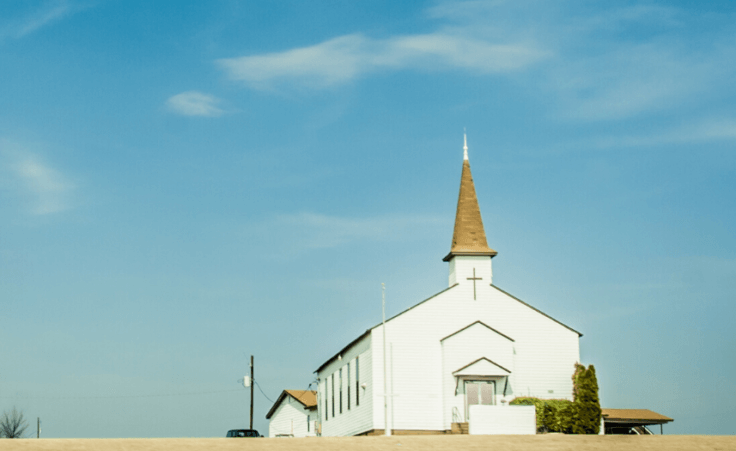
[[601, 409, 673, 435]]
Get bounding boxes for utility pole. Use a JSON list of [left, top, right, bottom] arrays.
[[37, 417, 40, 438], [250, 355, 254, 430]]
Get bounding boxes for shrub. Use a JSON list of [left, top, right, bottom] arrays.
[[572, 363, 602, 434], [0, 407, 28, 439], [510, 397, 575, 433]]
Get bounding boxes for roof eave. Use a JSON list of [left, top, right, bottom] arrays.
[[491, 284, 583, 337], [314, 284, 460, 374], [442, 250, 498, 262]]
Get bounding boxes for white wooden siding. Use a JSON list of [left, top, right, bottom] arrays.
[[441, 322, 515, 425], [317, 335, 374, 436], [268, 396, 317, 437], [366, 257, 580, 433], [315, 255, 581, 436]]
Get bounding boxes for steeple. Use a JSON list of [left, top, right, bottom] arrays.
[[443, 134, 497, 262]]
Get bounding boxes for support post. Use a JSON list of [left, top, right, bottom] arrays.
[[250, 355, 255, 430], [382, 283, 391, 436], [37, 417, 40, 438]]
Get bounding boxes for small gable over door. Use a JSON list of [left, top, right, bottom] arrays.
[[441, 321, 514, 375], [441, 321, 516, 427], [453, 357, 511, 377]]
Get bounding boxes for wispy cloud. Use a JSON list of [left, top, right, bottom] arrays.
[[215, 0, 736, 123], [166, 91, 225, 117], [246, 212, 444, 252], [217, 32, 548, 89], [0, 141, 75, 215], [585, 117, 736, 150], [0, 0, 78, 41], [548, 41, 721, 121]]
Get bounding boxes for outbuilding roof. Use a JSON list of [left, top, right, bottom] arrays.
[[602, 409, 673, 424], [265, 389, 317, 420]]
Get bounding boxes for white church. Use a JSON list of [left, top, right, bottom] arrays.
[[310, 137, 582, 436]]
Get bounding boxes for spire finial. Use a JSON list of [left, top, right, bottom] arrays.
[[463, 129, 468, 161]]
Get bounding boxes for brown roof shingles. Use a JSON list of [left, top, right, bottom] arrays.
[[602, 409, 673, 424], [265, 389, 317, 419], [443, 159, 497, 261], [284, 389, 317, 408]]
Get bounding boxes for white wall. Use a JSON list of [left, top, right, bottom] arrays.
[[449, 255, 492, 286], [318, 335, 373, 436], [268, 397, 317, 437], [315, 255, 581, 436], [441, 322, 514, 425], [367, 262, 580, 433], [468, 405, 536, 435]]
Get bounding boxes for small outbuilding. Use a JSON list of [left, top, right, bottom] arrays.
[[601, 409, 673, 434], [266, 389, 318, 437]]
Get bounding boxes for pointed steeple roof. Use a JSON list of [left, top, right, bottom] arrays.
[[443, 135, 497, 262]]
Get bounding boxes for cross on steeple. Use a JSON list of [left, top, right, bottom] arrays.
[[467, 268, 482, 300]]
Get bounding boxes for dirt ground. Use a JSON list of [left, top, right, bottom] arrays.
[[1, 435, 734, 451]]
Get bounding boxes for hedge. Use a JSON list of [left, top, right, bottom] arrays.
[[509, 397, 575, 433], [509, 363, 601, 434]]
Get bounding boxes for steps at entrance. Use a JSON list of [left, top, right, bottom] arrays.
[[451, 422, 469, 434]]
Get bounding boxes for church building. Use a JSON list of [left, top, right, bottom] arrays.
[[314, 137, 582, 436]]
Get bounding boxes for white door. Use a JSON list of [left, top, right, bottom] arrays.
[[465, 380, 495, 420]]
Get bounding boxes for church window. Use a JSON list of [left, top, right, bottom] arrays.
[[331, 373, 335, 418], [356, 356, 360, 406], [347, 362, 351, 410], [339, 368, 343, 414], [324, 383, 328, 422], [307, 414, 310, 432]]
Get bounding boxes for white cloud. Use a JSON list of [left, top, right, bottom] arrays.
[[217, 32, 548, 89], [549, 41, 719, 121], [246, 212, 444, 252], [166, 91, 225, 117], [432, 1, 736, 122], [558, 117, 736, 151], [0, 141, 75, 215], [0, 0, 77, 41], [215, 0, 736, 123]]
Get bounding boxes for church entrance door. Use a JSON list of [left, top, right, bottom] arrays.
[[464, 380, 495, 420]]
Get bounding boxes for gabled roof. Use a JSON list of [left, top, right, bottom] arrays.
[[440, 320, 514, 343], [453, 357, 511, 376], [265, 390, 317, 420], [443, 145, 497, 262], [602, 409, 673, 424], [492, 285, 583, 337], [314, 282, 582, 374], [314, 284, 458, 374]]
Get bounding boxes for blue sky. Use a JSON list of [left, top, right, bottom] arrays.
[[1, 0, 735, 438]]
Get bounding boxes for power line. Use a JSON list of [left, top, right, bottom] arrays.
[[253, 379, 274, 404], [0, 388, 243, 400], [676, 409, 736, 421]]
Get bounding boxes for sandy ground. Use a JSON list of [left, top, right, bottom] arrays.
[[1, 435, 734, 451]]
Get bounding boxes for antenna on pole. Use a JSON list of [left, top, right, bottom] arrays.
[[382, 283, 391, 436], [463, 128, 469, 161]]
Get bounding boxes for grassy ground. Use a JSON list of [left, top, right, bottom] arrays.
[[1, 435, 734, 451]]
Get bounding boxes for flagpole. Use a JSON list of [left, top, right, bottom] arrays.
[[382, 283, 391, 436]]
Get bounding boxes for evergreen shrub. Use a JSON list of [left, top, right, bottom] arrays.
[[572, 363, 602, 434], [509, 397, 574, 432], [509, 363, 601, 434]]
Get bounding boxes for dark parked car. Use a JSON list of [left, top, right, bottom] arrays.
[[226, 429, 262, 437]]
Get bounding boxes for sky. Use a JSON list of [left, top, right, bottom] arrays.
[[1, 0, 735, 438]]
